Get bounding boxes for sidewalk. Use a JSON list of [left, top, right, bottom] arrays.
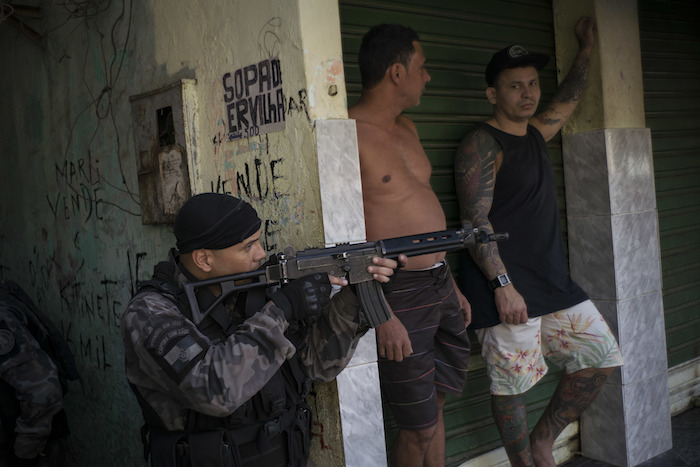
[[562, 406, 700, 466]]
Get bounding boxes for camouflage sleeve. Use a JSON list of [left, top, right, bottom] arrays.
[[121, 292, 297, 419], [0, 312, 63, 459], [297, 286, 365, 382]]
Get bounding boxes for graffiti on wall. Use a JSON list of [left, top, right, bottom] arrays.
[[1, 5, 336, 465], [221, 70, 313, 141], [3, 10, 319, 414], [23, 245, 149, 377], [220, 15, 313, 142], [47, 157, 106, 222], [223, 58, 286, 140]]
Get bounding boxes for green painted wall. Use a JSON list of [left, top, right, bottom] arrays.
[[639, 0, 700, 368]]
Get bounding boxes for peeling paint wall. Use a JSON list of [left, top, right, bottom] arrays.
[[141, 0, 327, 248], [0, 0, 348, 464]]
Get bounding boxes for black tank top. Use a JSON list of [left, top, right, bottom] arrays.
[[459, 123, 588, 329]]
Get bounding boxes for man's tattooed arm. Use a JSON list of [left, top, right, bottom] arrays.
[[532, 16, 597, 142], [533, 53, 591, 135], [454, 129, 507, 279]]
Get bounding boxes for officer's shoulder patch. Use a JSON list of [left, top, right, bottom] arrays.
[[0, 329, 16, 355], [142, 317, 208, 382], [146, 318, 189, 356], [163, 334, 204, 375]]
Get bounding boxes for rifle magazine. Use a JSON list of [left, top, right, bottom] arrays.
[[356, 281, 392, 328]]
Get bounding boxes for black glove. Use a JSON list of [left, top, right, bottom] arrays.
[[271, 274, 331, 322]]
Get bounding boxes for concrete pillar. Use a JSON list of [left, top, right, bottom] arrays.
[[553, 1, 672, 465], [316, 120, 388, 467], [298, 1, 387, 466]]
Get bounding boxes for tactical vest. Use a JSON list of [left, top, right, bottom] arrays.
[[133, 261, 313, 467]]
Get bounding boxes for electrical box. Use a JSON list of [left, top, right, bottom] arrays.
[[129, 79, 198, 224]]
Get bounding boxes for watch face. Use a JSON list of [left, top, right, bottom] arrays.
[[489, 273, 511, 291]]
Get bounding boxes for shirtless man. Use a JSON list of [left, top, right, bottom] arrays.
[[349, 24, 471, 467]]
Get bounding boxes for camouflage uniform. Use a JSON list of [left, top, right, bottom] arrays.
[[121, 251, 366, 465], [0, 300, 63, 460]]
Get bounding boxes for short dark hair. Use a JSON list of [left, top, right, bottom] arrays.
[[358, 24, 420, 90]]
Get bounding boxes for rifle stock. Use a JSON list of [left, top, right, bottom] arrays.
[[184, 222, 506, 327]]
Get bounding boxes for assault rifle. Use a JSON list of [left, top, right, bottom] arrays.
[[183, 223, 507, 327]]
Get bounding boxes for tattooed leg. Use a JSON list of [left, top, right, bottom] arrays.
[[530, 367, 615, 467], [492, 394, 534, 467]]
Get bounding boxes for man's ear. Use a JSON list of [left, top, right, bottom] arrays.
[[190, 249, 213, 273], [486, 86, 497, 105], [389, 63, 403, 85]]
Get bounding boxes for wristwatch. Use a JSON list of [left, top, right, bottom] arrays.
[[488, 273, 512, 291]]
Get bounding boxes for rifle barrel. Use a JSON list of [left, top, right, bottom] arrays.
[[378, 229, 472, 258]]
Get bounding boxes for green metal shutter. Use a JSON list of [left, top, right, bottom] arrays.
[[639, 0, 700, 368], [339, 1, 563, 464]]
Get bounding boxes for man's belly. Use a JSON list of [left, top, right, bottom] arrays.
[[364, 194, 448, 270]]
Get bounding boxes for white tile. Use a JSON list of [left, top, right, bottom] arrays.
[[315, 119, 366, 245], [336, 363, 387, 467], [612, 210, 662, 299], [568, 216, 616, 300], [563, 130, 611, 217], [617, 291, 667, 385], [606, 128, 656, 215], [347, 330, 378, 368], [581, 371, 672, 466]]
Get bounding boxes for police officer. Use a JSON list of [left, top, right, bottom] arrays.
[[121, 193, 400, 466], [0, 283, 68, 467]]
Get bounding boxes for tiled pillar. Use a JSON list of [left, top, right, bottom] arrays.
[[336, 331, 388, 466], [316, 119, 388, 467], [563, 129, 671, 466], [554, 1, 672, 465]]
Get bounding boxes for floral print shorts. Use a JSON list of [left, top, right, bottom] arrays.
[[476, 300, 624, 395]]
